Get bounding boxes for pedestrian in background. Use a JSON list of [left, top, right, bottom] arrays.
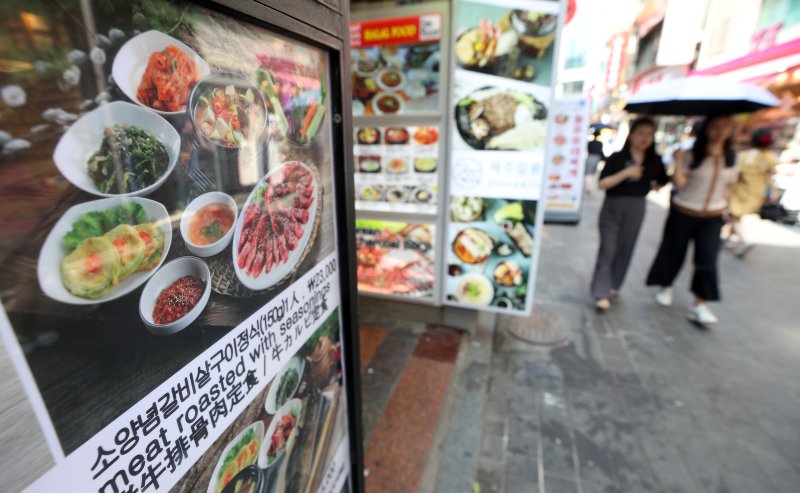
[[646, 114, 739, 325], [591, 117, 667, 311], [585, 129, 605, 194], [727, 128, 778, 257]]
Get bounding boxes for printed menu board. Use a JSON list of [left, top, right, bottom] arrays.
[[354, 125, 440, 214], [545, 98, 589, 220], [0, 1, 353, 492], [445, 0, 560, 315], [350, 14, 443, 116], [355, 220, 435, 298], [446, 199, 535, 309]]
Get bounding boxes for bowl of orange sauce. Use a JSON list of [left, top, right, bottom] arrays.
[[180, 192, 238, 257]]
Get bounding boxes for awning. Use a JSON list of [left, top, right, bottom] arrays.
[[691, 38, 800, 85]]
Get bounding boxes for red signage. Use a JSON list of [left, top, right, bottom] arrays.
[[605, 32, 629, 90], [350, 14, 442, 48]]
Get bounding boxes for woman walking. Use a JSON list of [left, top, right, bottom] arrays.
[[646, 114, 739, 325], [591, 117, 668, 311], [727, 128, 778, 257]]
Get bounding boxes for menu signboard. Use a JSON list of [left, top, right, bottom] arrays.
[[0, 1, 354, 492], [445, 0, 561, 315], [544, 97, 590, 222]]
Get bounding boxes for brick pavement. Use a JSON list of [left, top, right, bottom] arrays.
[[473, 192, 800, 493]]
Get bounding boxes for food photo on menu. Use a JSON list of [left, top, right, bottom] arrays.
[[170, 310, 347, 493], [0, 0, 341, 459], [351, 40, 441, 115], [353, 125, 440, 212], [355, 220, 436, 298], [454, 1, 557, 83], [446, 197, 536, 310], [454, 86, 548, 151]]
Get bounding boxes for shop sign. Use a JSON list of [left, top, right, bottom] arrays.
[[605, 32, 629, 90], [544, 98, 589, 214], [350, 14, 442, 49]]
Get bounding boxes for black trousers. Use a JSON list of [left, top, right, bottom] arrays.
[[591, 196, 646, 299], [646, 207, 723, 301]]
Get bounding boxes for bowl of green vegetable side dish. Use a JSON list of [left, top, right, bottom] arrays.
[[53, 101, 180, 197], [264, 356, 305, 415]]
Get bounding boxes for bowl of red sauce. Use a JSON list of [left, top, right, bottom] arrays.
[[180, 192, 238, 257], [140, 256, 211, 335]]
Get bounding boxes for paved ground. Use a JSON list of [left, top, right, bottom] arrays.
[[470, 190, 800, 493]]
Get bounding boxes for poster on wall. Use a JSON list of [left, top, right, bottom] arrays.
[[445, 0, 561, 315], [544, 97, 589, 222], [350, 13, 443, 116], [354, 125, 439, 214], [0, 1, 353, 492], [355, 220, 435, 298]]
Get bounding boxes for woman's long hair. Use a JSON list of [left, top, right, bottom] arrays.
[[622, 117, 658, 164], [690, 115, 736, 168]]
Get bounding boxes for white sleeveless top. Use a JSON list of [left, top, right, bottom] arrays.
[[673, 155, 739, 214]]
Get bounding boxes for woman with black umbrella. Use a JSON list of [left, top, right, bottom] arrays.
[[646, 114, 739, 325]]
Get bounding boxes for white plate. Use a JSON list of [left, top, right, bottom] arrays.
[[455, 273, 495, 306], [352, 100, 365, 116], [139, 257, 211, 335], [52, 101, 180, 198], [232, 161, 319, 291], [370, 93, 405, 116], [206, 421, 265, 493], [37, 197, 172, 305], [375, 68, 406, 92], [264, 356, 305, 415], [258, 398, 303, 468], [112, 30, 210, 117]]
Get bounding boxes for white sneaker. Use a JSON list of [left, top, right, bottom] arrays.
[[654, 287, 673, 307], [689, 304, 718, 325]]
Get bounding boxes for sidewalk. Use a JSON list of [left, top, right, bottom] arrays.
[[471, 191, 800, 493]]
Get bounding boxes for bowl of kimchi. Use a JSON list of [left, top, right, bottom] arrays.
[[112, 30, 211, 117]]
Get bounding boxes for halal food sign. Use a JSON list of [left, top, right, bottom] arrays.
[[351, 14, 442, 49]]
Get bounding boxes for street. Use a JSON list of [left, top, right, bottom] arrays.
[[472, 189, 800, 493]]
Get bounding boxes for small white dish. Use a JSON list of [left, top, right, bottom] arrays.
[[180, 192, 238, 257], [370, 92, 405, 115], [352, 100, 365, 116], [206, 421, 265, 493], [353, 57, 383, 79], [455, 273, 495, 306], [52, 101, 180, 198], [264, 357, 305, 415], [375, 68, 406, 92], [112, 30, 210, 117], [140, 256, 211, 335], [37, 197, 172, 305], [258, 398, 303, 468]]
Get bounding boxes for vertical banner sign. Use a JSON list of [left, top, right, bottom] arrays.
[[544, 97, 590, 222], [445, 0, 562, 315], [0, 1, 353, 492]]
